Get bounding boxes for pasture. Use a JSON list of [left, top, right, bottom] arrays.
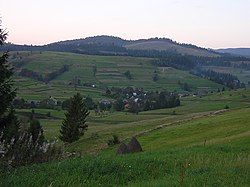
[[11, 51, 223, 101], [2, 51, 249, 186], [1, 92, 250, 186]]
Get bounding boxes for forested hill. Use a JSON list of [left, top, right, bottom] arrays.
[[1, 35, 220, 57], [217, 48, 250, 57]]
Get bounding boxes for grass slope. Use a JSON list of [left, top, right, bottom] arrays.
[[11, 51, 222, 100], [15, 89, 250, 153], [1, 107, 249, 186]]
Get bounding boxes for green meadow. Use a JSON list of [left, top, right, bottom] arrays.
[[12, 51, 223, 101], [1, 96, 250, 186], [2, 51, 249, 186]]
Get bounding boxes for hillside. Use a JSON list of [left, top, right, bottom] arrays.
[[124, 38, 218, 57], [2, 50, 250, 187], [217, 48, 250, 57], [1, 36, 220, 57], [9, 51, 223, 101], [56, 36, 219, 57], [1, 89, 250, 186]]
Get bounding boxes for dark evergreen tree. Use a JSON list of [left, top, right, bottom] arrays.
[[0, 21, 58, 169], [59, 93, 90, 143], [183, 82, 191, 91], [1, 109, 20, 143], [0, 21, 19, 143], [113, 98, 125, 111], [124, 70, 132, 80], [152, 73, 159, 82], [28, 119, 45, 145], [84, 96, 95, 110]]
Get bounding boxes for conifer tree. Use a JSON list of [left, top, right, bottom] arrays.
[[0, 21, 19, 143], [28, 119, 45, 145], [59, 93, 90, 143]]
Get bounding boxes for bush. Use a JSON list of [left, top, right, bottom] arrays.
[[0, 131, 62, 170], [46, 112, 51, 117], [107, 135, 120, 146], [124, 70, 132, 80]]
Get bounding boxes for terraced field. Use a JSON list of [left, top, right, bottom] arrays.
[[11, 51, 223, 101]]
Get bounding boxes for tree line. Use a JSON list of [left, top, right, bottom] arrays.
[[191, 69, 245, 89], [19, 64, 69, 83], [153, 55, 250, 71]]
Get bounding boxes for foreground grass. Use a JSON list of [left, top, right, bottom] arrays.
[[1, 145, 249, 186], [1, 107, 249, 186]]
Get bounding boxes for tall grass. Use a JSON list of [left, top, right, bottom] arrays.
[[1, 144, 249, 186]]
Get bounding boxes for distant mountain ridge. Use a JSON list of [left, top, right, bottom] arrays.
[[1, 35, 220, 57], [217, 48, 250, 57]]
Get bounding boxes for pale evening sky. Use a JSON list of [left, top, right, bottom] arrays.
[[0, 0, 250, 49]]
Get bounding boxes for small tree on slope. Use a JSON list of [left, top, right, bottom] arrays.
[[60, 93, 90, 143]]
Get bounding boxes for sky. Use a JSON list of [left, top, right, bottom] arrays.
[[0, 0, 250, 49]]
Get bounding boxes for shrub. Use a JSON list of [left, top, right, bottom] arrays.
[[124, 70, 132, 80], [46, 112, 51, 117], [0, 131, 62, 170], [107, 135, 120, 146]]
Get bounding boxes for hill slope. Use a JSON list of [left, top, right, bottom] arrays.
[[10, 51, 222, 101], [1, 105, 250, 186], [217, 48, 250, 57], [1, 36, 220, 57], [124, 38, 218, 57]]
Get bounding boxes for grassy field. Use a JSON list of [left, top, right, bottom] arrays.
[[14, 89, 250, 154], [2, 52, 250, 186], [11, 51, 223, 101], [1, 98, 249, 186]]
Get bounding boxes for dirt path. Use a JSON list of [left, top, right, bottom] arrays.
[[134, 109, 228, 138]]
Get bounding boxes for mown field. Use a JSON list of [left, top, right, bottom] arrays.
[[11, 51, 223, 101], [1, 90, 249, 186]]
